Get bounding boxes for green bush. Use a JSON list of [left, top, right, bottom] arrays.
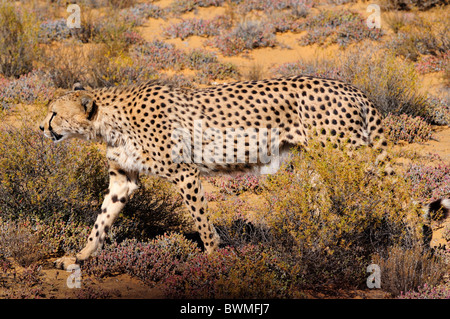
[[385, 13, 449, 61], [340, 47, 430, 119], [253, 140, 426, 289], [0, 3, 38, 78], [0, 123, 108, 223]]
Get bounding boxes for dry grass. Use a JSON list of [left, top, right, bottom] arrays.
[[372, 245, 447, 296]]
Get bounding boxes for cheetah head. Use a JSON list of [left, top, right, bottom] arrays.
[[39, 84, 98, 142]]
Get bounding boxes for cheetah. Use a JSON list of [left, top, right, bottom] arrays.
[[39, 76, 449, 268]]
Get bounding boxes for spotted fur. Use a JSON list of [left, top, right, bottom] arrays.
[[41, 75, 396, 268]]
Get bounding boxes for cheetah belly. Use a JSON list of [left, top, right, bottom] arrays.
[[106, 144, 150, 174]]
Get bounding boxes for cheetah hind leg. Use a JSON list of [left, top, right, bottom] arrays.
[[170, 164, 220, 253]]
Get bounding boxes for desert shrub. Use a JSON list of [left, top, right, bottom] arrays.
[[382, 113, 433, 143], [399, 282, 450, 299], [90, 51, 156, 87], [131, 42, 239, 83], [120, 3, 166, 26], [0, 219, 46, 267], [205, 174, 262, 195], [169, 0, 225, 14], [266, 11, 303, 33], [38, 18, 74, 43], [270, 58, 341, 79], [236, 0, 310, 14], [162, 245, 293, 299], [0, 3, 38, 78], [93, 13, 141, 53], [415, 51, 449, 74], [210, 20, 276, 56], [0, 214, 90, 264], [253, 140, 426, 289], [384, 11, 415, 34], [0, 123, 108, 223], [0, 71, 55, 109], [163, 16, 232, 40], [443, 224, 450, 243], [372, 245, 447, 296], [131, 40, 187, 71], [209, 197, 272, 247], [298, 10, 384, 47], [340, 47, 430, 119], [195, 60, 240, 83], [108, 0, 137, 9], [41, 42, 153, 88], [405, 162, 450, 203], [40, 42, 96, 89], [425, 96, 450, 125], [380, 0, 448, 10], [74, 284, 119, 299], [385, 13, 449, 61], [84, 233, 200, 284]]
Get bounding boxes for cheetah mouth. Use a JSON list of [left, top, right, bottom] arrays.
[[50, 130, 64, 142]]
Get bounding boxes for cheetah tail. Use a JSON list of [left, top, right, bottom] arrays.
[[422, 198, 450, 222], [421, 198, 450, 248]]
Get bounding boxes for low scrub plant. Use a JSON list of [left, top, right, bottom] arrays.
[[385, 13, 449, 61], [0, 71, 55, 109], [415, 51, 449, 74], [84, 233, 200, 284], [169, 0, 225, 14], [0, 123, 108, 223], [372, 245, 447, 296], [210, 20, 277, 56], [38, 18, 74, 43], [270, 58, 341, 79], [120, 3, 166, 26], [254, 140, 427, 289], [205, 174, 262, 195], [405, 162, 450, 203], [298, 9, 384, 47], [163, 16, 232, 40], [0, 3, 39, 78], [131, 42, 239, 83], [162, 245, 293, 299], [340, 47, 430, 119], [380, 0, 449, 11], [236, 0, 311, 14], [399, 282, 450, 299], [382, 113, 433, 143]]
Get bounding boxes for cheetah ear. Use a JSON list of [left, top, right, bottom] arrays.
[[73, 82, 85, 91], [80, 95, 97, 120]]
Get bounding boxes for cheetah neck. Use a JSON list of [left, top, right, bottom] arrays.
[[90, 91, 131, 148]]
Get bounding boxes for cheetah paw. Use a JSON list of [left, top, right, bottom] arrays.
[[54, 256, 78, 270]]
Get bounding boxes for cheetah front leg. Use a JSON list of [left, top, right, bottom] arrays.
[[55, 162, 139, 269]]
